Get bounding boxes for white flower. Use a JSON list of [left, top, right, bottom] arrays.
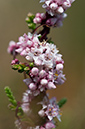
[[57, 7, 64, 14]]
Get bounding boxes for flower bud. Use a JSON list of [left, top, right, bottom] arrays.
[[50, 3, 58, 10], [45, 122, 55, 129], [39, 70, 46, 78], [31, 67, 39, 75], [56, 64, 63, 70], [29, 83, 37, 90], [63, 2, 71, 9], [38, 109, 45, 117], [57, 7, 64, 14], [48, 82, 56, 89], [11, 59, 19, 65], [40, 79, 48, 85]]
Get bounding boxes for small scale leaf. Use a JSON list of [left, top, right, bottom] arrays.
[[9, 99, 17, 106], [7, 94, 14, 100], [26, 18, 32, 23], [19, 63, 26, 68], [17, 107, 23, 116], [28, 23, 36, 30], [12, 64, 19, 70], [24, 67, 30, 71], [57, 98, 67, 108], [8, 104, 16, 110]]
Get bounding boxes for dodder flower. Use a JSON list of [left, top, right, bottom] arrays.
[[34, 12, 67, 27], [40, 0, 75, 16], [8, 32, 65, 94]]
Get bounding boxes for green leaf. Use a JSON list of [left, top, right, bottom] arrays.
[[29, 62, 34, 68], [26, 17, 32, 23], [12, 64, 19, 70], [18, 66, 24, 73], [28, 23, 36, 30], [26, 14, 35, 23], [29, 16, 35, 22], [24, 67, 30, 71], [17, 107, 23, 116], [47, 39, 54, 44], [19, 63, 26, 68], [38, 35, 42, 39], [57, 98, 67, 108]]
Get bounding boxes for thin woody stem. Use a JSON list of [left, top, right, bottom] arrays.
[[13, 49, 16, 60], [32, 24, 50, 41]]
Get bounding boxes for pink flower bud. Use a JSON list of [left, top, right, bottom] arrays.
[[39, 70, 46, 78], [63, 2, 71, 9], [36, 13, 41, 17], [50, 3, 58, 10], [56, 64, 63, 70], [40, 79, 48, 85], [7, 41, 17, 54], [40, 127, 45, 129], [48, 82, 56, 89], [38, 109, 45, 117], [45, 122, 55, 129], [29, 83, 37, 90], [36, 17, 42, 23], [41, 13, 46, 19], [31, 67, 39, 75], [11, 59, 19, 65]]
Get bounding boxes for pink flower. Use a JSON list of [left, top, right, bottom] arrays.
[[45, 122, 55, 129], [7, 41, 19, 54], [33, 13, 46, 24]]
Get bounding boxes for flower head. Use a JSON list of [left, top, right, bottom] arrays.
[[40, 0, 75, 16]]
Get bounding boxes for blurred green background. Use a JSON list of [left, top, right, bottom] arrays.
[[0, 0, 85, 129]]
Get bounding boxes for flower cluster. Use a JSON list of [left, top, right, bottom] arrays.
[[40, 0, 75, 16], [8, 32, 65, 128], [33, 13, 46, 24], [9, 32, 65, 91], [16, 90, 60, 129], [15, 120, 56, 129], [6, 0, 75, 128], [38, 97, 61, 121], [33, 0, 75, 27], [34, 12, 67, 27]]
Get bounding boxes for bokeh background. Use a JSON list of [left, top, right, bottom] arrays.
[[0, 0, 85, 129]]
